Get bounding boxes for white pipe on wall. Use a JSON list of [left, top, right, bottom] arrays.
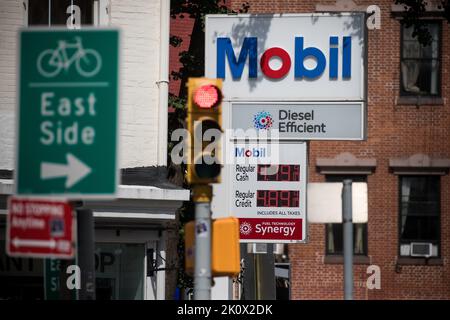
[[157, 0, 170, 166]]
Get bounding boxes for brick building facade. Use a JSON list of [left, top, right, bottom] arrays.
[[223, 0, 450, 299]]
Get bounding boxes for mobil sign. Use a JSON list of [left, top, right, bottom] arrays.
[[232, 142, 307, 243], [205, 13, 366, 101]]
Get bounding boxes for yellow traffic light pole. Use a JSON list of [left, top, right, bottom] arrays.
[[184, 77, 240, 299], [186, 77, 222, 300]]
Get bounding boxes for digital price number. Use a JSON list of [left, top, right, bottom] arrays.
[[256, 190, 300, 208], [257, 164, 300, 182]]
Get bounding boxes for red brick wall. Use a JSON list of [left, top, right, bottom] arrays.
[[169, 0, 232, 97], [169, 14, 195, 96], [230, 0, 450, 299]]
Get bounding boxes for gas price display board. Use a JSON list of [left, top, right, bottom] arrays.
[[232, 142, 307, 243]]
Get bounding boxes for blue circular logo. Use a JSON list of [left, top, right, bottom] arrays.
[[253, 111, 273, 130]]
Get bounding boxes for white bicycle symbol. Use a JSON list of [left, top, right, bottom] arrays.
[[37, 37, 101, 78]]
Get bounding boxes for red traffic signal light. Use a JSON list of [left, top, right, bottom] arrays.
[[186, 78, 223, 185], [193, 84, 222, 109]]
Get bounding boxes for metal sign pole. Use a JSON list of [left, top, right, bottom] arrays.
[[193, 185, 212, 300], [343, 180, 353, 300], [77, 208, 96, 300]]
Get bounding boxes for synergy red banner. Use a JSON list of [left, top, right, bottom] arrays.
[[239, 218, 303, 241], [6, 197, 75, 259]]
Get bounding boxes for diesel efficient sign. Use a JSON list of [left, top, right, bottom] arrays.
[[232, 142, 307, 243], [231, 102, 364, 140], [205, 13, 366, 101], [16, 29, 120, 198]]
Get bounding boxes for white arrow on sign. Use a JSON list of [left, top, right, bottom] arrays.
[[12, 238, 56, 249], [41, 153, 91, 188]]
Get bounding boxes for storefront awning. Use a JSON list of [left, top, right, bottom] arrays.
[[0, 179, 189, 223]]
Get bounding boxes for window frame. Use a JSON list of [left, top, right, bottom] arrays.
[[24, 0, 110, 27], [397, 175, 441, 258], [399, 20, 442, 97]]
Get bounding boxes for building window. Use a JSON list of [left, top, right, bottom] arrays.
[[325, 175, 368, 256], [326, 223, 367, 256], [399, 176, 440, 257], [27, 0, 108, 27], [400, 22, 441, 96]]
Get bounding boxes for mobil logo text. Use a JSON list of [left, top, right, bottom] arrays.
[[235, 147, 266, 158], [217, 36, 351, 80]]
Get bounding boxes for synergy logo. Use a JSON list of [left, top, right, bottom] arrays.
[[239, 218, 302, 240], [240, 222, 252, 235], [253, 111, 273, 130]]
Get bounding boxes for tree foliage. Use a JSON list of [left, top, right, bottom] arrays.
[[395, 0, 449, 45], [168, 0, 249, 296]]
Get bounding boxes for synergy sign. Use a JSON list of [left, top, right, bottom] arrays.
[[232, 142, 307, 243], [205, 13, 366, 101]]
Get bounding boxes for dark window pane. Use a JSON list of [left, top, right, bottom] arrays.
[[402, 40, 422, 59], [401, 22, 441, 97], [29, 0, 93, 27], [51, 0, 93, 26], [402, 176, 440, 202], [399, 176, 440, 249], [327, 223, 343, 254], [413, 176, 439, 200], [326, 223, 367, 255], [423, 41, 439, 59], [400, 216, 439, 241], [401, 60, 439, 95], [29, 0, 49, 26], [50, 0, 71, 25], [402, 40, 439, 59], [401, 201, 440, 216]]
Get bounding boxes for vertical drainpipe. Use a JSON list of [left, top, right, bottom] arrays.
[[157, 0, 170, 167], [155, 0, 170, 301]]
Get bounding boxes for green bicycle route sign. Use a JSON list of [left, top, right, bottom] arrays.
[[15, 28, 120, 198]]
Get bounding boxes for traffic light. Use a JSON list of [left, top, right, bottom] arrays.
[[211, 217, 240, 277], [186, 77, 223, 185], [184, 217, 240, 277]]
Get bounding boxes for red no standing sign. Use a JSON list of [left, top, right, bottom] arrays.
[[6, 197, 76, 259]]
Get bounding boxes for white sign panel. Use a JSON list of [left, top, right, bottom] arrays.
[[307, 182, 368, 223], [232, 141, 307, 243], [205, 13, 366, 101], [231, 102, 365, 140]]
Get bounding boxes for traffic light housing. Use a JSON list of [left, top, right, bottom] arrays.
[[211, 217, 240, 277], [184, 217, 240, 277], [186, 77, 223, 185]]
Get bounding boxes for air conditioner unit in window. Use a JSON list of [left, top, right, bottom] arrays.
[[410, 242, 433, 257]]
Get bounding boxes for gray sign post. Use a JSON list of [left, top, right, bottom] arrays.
[[343, 180, 353, 300]]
